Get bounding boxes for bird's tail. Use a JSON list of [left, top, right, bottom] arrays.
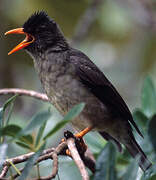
[[125, 136, 152, 171], [99, 131, 122, 152]]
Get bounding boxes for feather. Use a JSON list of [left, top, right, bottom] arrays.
[[69, 48, 143, 137]]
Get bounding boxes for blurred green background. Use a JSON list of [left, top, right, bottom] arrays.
[[0, 0, 156, 179]]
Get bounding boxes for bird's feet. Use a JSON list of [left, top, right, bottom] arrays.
[[61, 127, 93, 156], [61, 130, 90, 156], [74, 127, 93, 139]]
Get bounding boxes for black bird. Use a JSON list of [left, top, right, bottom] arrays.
[[5, 11, 152, 171]]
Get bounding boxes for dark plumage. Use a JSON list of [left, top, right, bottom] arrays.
[[23, 11, 68, 53], [6, 11, 152, 171]]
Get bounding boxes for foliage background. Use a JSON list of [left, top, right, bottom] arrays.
[[0, 0, 156, 179]]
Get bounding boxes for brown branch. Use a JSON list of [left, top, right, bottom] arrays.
[[10, 168, 24, 180], [67, 138, 89, 180], [34, 153, 58, 180], [0, 137, 95, 180], [71, 0, 103, 45], [32, 149, 60, 180], [36, 143, 66, 164], [0, 146, 61, 179], [0, 166, 9, 179], [51, 152, 58, 178], [1, 148, 55, 168], [0, 88, 49, 102]]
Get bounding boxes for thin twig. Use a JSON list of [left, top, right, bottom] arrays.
[[0, 166, 9, 179], [0, 148, 56, 179], [32, 153, 58, 180], [34, 153, 58, 180], [32, 143, 67, 180], [10, 168, 24, 179], [0, 88, 49, 102], [36, 142, 66, 164], [2, 148, 54, 168], [1, 142, 67, 180], [67, 138, 89, 180], [51, 152, 58, 178]]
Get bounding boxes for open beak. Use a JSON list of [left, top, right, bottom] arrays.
[[5, 28, 35, 55]]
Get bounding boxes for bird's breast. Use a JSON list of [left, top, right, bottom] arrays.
[[33, 55, 87, 112], [33, 55, 112, 131]]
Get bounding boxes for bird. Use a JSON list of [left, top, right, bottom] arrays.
[[5, 11, 152, 171]]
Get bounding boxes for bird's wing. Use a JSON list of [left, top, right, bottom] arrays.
[[69, 48, 143, 137]]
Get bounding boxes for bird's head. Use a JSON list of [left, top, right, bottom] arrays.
[[5, 11, 67, 56]]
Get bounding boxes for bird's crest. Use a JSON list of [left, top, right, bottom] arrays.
[[23, 11, 54, 32]]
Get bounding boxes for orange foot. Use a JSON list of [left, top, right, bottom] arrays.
[[63, 127, 93, 156], [74, 127, 93, 138]]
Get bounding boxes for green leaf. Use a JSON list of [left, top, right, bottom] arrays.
[[0, 124, 21, 137], [148, 175, 156, 180], [35, 121, 47, 148], [0, 95, 17, 128], [116, 156, 129, 166], [94, 143, 117, 180], [148, 115, 156, 152], [15, 141, 31, 150], [3, 95, 18, 126], [141, 76, 156, 118], [6, 102, 14, 125], [0, 143, 8, 168], [18, 143, 45, 180], [43, 120, 69, 140], [123, 160, 139, 180], [0, 107, 3, 128], [0, 124, 33, 145], [3, 95, 18, 112], [84, 132, 105, 154], [19, 135, 33, 145], [43, 103, 85, 140], [17, 110, 51, 137]]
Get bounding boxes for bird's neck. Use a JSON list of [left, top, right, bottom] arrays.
[[48, 39, 69, 52]]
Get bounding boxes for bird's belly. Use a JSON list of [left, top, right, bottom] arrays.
[[37, 63, 112, 132], [45, 77, 112, 131]]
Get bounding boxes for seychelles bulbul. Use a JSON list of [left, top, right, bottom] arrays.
[[5, 11, 152, 171]]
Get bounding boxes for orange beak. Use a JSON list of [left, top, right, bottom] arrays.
[[5, 28, 35, 55]]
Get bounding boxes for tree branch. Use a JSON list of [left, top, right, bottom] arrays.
[[0, 136, 95, 180], [0, 88, 49, 102], [67, 138, 89, 180]]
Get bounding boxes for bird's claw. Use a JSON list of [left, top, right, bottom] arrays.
[[61, 131, 87, 156]]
